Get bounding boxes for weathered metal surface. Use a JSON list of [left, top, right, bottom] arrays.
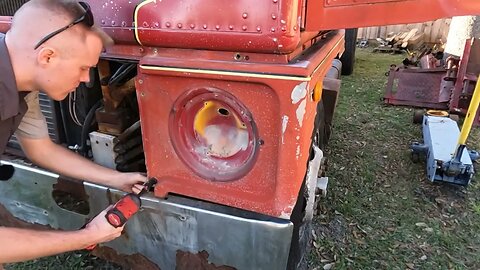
[[305, 0, 480, 31], [176, 250, 236, 270], [0, 161, 294, 270], [89, 131, 117, 169], [82, 0, 302, 53], [384, 66, 448, 110], [92, 246, 161, 270], [85, 182, 294, 270], [136, 31, 344, 217], [449, 38, 480, 118], [0, 161, 88, 230]]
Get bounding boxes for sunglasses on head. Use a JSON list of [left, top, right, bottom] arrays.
[[34, 1, 94, 50]]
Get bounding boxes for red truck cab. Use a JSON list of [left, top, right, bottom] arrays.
[[0, 1, 479, 269]]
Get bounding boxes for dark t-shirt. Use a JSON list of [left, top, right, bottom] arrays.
[[0, 33, 28, 154]]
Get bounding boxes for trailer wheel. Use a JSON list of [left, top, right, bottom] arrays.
[[413, 110, 424, 124], [449, 114, 460, 122], [340, 28, 358, 76], [411, 151, 421, 163]]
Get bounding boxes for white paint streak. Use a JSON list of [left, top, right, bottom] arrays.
[[281, 115, 289, 144], [291, 82, 307, 104], [296, 145, 301, 160], [296, 99, 307, 127]]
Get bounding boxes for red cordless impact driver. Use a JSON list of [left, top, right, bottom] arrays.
[[85, 178, 157, 250]]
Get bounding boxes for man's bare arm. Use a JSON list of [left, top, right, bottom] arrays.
[[18, 136, 144, 193], [0, 208, 123, 264]]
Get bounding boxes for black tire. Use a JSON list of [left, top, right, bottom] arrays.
[[340, 28, 358, 76], [413, 110, 424, 124], [449, 114, 460, 122]]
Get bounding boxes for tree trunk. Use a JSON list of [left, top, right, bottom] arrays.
[[444, 16, 480, 58]]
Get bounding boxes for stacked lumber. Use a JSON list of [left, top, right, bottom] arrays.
[[373, 28, 426, 53]]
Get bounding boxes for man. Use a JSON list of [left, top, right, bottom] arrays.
[[0, 0, 147, 265]]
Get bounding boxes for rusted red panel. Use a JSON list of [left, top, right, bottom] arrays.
[[83, 0, 302, 53], [176, 250, 236, 270], [325, 0, 399, 6], [383, 67, 448, 110], [92, 246, 160, 270], [137, 31, 344, 217], [305, 0, 480, 31]]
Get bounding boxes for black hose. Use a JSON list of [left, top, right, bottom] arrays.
[[79, 100, 103, 157]]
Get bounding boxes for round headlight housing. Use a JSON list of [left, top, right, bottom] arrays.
[[169, 88, 259, 181]]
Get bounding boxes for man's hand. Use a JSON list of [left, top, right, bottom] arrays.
[[81, 207, 124, 247], [108, 172, 147, 193]]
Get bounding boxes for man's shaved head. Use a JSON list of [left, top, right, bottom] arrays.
[[10, 0, 88, 50], [5, 0, 111, 100]]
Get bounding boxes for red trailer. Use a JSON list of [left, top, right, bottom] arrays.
[[1, 1, 479, 269]]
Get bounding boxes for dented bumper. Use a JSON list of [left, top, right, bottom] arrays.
[[0, 160, 293, 269]]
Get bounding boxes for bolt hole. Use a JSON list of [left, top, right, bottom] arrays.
[[34, 182, 38, 185], [218, 108, 230, 116], [244, 55, 250, 61], [259, 139, 265, 145], [105, 143, 109, 147], [234, 53, 242, 61], [95, 140, 99, 144]]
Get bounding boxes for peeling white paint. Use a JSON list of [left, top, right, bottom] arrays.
[[305, 145, 324, 221], [291, 82, 307, 104], [279, 211, 291, 219], [296, 99, 306, 127], [296, 135, 300, 140], [281, 115, 289, 144], [296, 145, 301, 160]]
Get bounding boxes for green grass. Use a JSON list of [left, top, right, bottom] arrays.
[[309, 49, 480, 270]]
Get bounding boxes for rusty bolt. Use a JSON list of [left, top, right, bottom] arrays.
[[101, 20, 105, 25], [177, 23, 183, 28], [242, 25, 247, 31], [215, 25, 220, 30], [203, 24, 208, 29], [154, 22, 159, 28], [166, 22, 171, 28], [242, 12, 248, 19], [293, 25, 298, 31], [281, 19, 286, 24], [281, 26, 286, 32], [229, 25, 234, 30], [273, 0, 278, 3], [138, 79, 144, 84], [272, 14, 277, 20], [256, 26, 261, 32], [142, 21, 148, 27], [190, 24, 195, 29], [112, 21, 116, 26], [122, 21, 127, 27], [271, 27, 276, 32]]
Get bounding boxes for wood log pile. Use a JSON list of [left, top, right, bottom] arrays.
[[372, 28, 428, 53]]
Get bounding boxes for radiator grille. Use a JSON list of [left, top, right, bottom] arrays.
[[0, 0, 29, 16], [8, 92, 59, 149]]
